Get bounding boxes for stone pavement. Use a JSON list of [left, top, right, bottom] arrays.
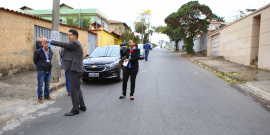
[[173, 50, 270, 105], [0, 69, 66, 111]]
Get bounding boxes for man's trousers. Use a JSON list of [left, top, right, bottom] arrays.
[[68, 70, 86, 111]]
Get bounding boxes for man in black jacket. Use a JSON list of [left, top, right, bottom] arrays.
[[33, 42, 53, 103], [36, 41, 42, 50]]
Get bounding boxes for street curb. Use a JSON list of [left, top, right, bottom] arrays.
[[175, 51, 244, 82], [178, 54, 270, 112], [49, 82, 66, 93], [193, 60, 270, 108], [195, 60, 244, 82], [230, 84, 270, 112]]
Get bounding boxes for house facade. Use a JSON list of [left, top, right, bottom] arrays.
[[17, 3, 110, 31], [0, 7, 92, 77], [108, 20, 129, 35], [207, 3, 270, 69]]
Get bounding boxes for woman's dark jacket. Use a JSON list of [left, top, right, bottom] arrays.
[[120, 48, 140, 68]]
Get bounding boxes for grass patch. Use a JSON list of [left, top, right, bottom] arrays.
[[193, 61, 245, 84], [227, 72, 240, 76]]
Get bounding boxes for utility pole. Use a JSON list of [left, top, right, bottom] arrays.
[[141, 13, 145, 44], [78, 10, 81, 28], [50, 0, 60, 83], [141, 19, 144, 44]]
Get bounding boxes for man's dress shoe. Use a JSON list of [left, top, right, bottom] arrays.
[[79, 107, 87, 111], [65, 111, 79, 116]]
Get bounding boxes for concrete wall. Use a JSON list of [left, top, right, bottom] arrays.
[[178, 40, 184, 50], [0, 10, 89, 77], [193, 34, 208, 52], [258, 6, 270, 69], [208, 3, 270, 69]]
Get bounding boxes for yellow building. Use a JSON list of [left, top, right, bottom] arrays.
[[90, 28, 121, 47]]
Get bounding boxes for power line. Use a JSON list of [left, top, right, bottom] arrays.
[[105, 0, 132, 24]]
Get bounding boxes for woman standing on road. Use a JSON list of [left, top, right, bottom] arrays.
[[119, 39, 140, 100]]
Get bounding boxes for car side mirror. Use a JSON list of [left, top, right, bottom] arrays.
[[86, 54, 89, 57]]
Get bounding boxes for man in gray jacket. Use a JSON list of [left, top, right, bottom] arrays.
[[36, 29, 86, 116]]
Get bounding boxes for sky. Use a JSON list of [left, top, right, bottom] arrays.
[[2, 0, 270, 44]]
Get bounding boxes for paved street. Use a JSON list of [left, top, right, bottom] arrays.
[[1, 48, 270, 135]]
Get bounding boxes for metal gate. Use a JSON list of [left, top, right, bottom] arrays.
[[87, 33, 97, 54], [34, 25, 68, 68], [212, 34, 220, 56], [34, 25, 68, 50]]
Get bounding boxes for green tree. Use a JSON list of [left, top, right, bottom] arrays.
[[134, 9, 152, 44], [143, 30, 154, 44], [151, 43, 157, 47], [135, 22, 147, 34], [212, 14, 225, 22], [120, 31, 140, 47], [152, 26, 166, 34], [64, 14, 92, 29], [153, 25, 185, 50], [246, 8, 256, 12], [229, 8, 256, 21], [115, 24, 130, 35], [164, 1, 215, 54]]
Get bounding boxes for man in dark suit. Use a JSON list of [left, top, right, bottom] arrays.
[[36, 29, 86, 116]]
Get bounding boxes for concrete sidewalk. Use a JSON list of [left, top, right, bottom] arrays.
[[174, 50, 270, 109], [0, 70, 66, 111]]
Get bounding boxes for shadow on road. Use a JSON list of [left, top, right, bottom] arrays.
[[81, 79, 120, 86]]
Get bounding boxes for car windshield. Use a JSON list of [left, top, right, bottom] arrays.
[[137, 44, 143, 49], [89, 47, 120, 58]]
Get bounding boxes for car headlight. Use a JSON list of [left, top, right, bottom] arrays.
[[105, 61, 119, 68]]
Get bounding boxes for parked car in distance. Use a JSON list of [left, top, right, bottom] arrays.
[[137, 44, 145, 59], [82, 45, 127, 82], [150, 44, 153, 50]]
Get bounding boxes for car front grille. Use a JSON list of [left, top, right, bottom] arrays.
[[84, 64, 106, 72], [85, 68, 105, 71]]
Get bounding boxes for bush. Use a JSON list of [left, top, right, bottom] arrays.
[[120, 32, 140, 47]]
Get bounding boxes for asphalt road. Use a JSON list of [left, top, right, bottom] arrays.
[[2, 48, 270, 135]]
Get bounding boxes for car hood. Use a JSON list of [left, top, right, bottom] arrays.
[[83, 57, 120, 65]]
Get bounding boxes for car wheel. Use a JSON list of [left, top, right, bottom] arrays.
[[116, 67, 123, 82]]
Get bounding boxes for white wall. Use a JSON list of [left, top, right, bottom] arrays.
[[193, 34, 208, 52]]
